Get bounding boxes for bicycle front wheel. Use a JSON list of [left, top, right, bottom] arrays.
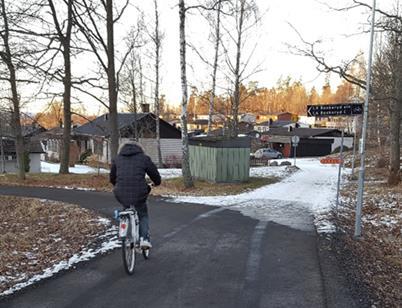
[[122, 238, 136, 275]]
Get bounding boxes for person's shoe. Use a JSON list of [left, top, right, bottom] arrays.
[[140, 238, 152, 249]]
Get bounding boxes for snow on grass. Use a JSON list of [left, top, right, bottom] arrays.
[[158, 163, 292, 180], [0, 225, 119, 297], [170, 158, 342, 233], [41, 161, 109, 174]]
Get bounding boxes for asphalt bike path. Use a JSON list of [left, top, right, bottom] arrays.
[[0, 186, 359, 308]]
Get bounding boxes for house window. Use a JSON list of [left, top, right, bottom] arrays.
[[94, 139, 103, 155]]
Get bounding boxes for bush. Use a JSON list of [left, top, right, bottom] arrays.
[[280, 161, 292, 166], [86, 154, 102, 169], [270, 161, 279, 167], [332, 146, 351, 154], [79, 149, 93, 164], [24, 151, 30, 173], [164, 155, 181, 168]]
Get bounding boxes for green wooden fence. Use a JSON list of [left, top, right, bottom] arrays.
[[189, 137, 250, 183]]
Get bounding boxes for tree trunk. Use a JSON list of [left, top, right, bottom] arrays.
[[0, 122, 5, 173], [179, 0, 193, 188], [388, 98, 401, 185], [56, 0, 73, 174], [207, 0, 222, 135], [106, 0, 119, 160], [130, 76, 139, 141], [231, 0, 245, 138], [388, 44, 402, 185], [154, 0, 163, 168], [59, 46, 72, 173], [0, 0, 25, 180]]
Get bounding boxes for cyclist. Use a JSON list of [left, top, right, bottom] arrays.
[[110, 141, 161, 249]]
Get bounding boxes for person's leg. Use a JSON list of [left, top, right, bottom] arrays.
[[135, 203, 150, 241]]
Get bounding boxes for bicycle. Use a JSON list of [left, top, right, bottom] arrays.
[[118, 207, 150, 275]]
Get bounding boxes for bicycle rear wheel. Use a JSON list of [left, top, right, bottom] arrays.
[[122, 238, 136, 275]]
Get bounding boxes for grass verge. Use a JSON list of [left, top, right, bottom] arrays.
[[0, 173, 111, 191], [152, 176, 280, 196], [0, 173, 281, 197]]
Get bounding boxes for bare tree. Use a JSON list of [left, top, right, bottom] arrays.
[[178, 0, 193, 188], [73, 0, 132, 160], [207, 0, 223, 134], [119, 16, 147, 141], [45, 0, 74, 174], [220, 0, 259, 137], [289, 2, 402, 185], [0, 0, 28, 180], [151, 0, 163, 167], [178, 0, 230, 187]]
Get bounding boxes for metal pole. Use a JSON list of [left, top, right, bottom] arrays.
[[336, 130, 345, 210], [355, 0, 376, 238], [0, 134, 4, 173], [351, 121, 357, 176], [293, 144, 297, 167]]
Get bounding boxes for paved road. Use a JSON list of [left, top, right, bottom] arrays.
[[0, 186, 360, 308]]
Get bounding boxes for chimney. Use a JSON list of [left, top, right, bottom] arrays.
[[141, 104, 150, 113]]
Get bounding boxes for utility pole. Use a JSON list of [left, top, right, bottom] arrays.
[[355, 0, 376, 238]]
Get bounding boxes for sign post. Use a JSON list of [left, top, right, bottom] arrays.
[[291, 136, 300, 167], [336, 130, 345, 210], [307, 102, 363, 230], [355, 0, 376, 238]]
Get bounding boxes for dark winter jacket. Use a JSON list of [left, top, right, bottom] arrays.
[[110, 143, 161, 207]]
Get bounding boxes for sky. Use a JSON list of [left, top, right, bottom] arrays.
[[123, 0, 375, 110], [22, 0, 383, 115]]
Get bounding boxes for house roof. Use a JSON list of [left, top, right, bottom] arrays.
[[1, 138, 45, 154], [262, 127, 342, 138], [189, 119, 209, 125], [32, 127, 66, 140], [256, 120, 295, 127], [74, 113, 149, 137], [21, 124, 46, 137]]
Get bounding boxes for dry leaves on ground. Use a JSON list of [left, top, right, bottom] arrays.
[[0, 196, 109, 294]]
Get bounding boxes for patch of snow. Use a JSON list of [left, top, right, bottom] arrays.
[[158, 165, 291, 180], [158, 168, 181, 179], [97, 217, 110, 226], [0, 277, 7, 284], [0, 225, 120, 297], [41, 161, 109, 174], [48, 186, 97, 191], [169, 158, 340, 233]]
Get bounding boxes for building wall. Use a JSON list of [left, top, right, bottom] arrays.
[[29, 154, 42, 173], [118, 138, 183, 165], [315, 136, 354, 152], [1, 160, 17, 173], [0, 153, 41, 173]]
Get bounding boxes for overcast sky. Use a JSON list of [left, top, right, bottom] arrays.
[[131, 0, 375, 110], [23, 0, 385, 115]]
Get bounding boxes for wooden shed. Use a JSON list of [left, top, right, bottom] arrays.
[[189, 136, 251, 183]]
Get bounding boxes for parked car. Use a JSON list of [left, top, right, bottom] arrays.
[[252, 148, 283, 159]]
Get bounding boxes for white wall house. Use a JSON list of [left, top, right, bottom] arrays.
[[0, 139, 44, 173], [74, 113, 183, 166]]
